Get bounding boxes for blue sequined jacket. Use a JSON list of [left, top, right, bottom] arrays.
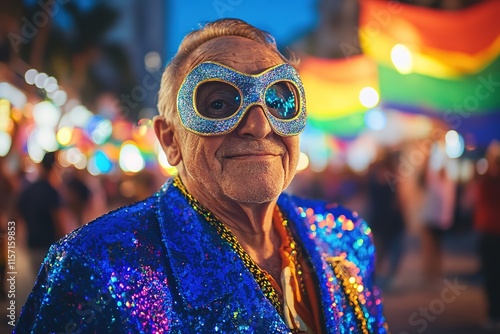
[[15, 178, 388, 333]]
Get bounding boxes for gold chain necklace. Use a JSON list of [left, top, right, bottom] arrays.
[[173, 175, 284, 316]]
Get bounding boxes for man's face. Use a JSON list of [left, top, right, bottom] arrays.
[[175, 36, 301, 204]]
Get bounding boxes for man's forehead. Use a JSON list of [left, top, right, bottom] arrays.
[[185, 36, 284, 75]]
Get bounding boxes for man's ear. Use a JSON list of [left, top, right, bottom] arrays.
[[153, 115, 182, 166]]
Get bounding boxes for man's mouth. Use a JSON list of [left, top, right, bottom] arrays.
[[225, 151, 279, 159]]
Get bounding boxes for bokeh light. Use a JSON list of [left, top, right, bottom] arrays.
[[56, 127, 73, 146], [87, 116, 113, 144], [33, 101, 61, 129], [34, 72, 49, 89], [158, 150, 178, 175], [0, 82, 27, 108], [459, 159, 474, 182], [24, 69, 38, 85], [359, 87, 379, 108], [51, 90, 68, 106], [119, 141, 145, 173], [0, 131, 12, 157], [346, 137, 377, 173], [476, 157, 489, 175], [35, 128, 59, 152], [68, 105, 93, 127], [445, 130, 465, 159], [88, 150, 113, 175], [44, 76, 59, 93], [296, 152, 310, 171], [364, 109, 386, 130], [0, 99, 11, 132], [27, 137, 45, 163], [391, 44, 413, 74], [144, 51, 162, 71], [66, 147, 86, 167]]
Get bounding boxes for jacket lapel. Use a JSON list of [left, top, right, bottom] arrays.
[[278, 194, 342, 334], [156, 180, 289, 332]]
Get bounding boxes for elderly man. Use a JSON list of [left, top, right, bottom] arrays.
[[15, 19, 388, 333]]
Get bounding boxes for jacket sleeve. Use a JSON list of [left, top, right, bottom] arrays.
[[14, 209, 179, 334], [14, 241, 121, 334], [359, 218, 390, 333]]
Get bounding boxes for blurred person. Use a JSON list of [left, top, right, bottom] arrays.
[[15, 19, 388, 333], [367, 151, 406, 290], [16, 151, 66, 278], [419, 142, 456, 287], [63, 171, 93, 227], [474, 141, 500, 330]]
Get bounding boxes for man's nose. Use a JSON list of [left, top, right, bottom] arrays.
[[235, 105, 273, 139]]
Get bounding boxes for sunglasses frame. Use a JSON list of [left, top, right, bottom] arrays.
[[177, 61, 307, 137]]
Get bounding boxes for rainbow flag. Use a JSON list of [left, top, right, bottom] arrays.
[[359, 0, 500, 146], [299, 0, 500, 146]]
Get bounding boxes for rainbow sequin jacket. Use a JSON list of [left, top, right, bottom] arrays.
[[15, 178, 388, 333]]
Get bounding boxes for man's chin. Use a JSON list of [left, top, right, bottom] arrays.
[[218, 162, 286, 202], [222, 180, 282, 204], [226, 192, 279, 205]]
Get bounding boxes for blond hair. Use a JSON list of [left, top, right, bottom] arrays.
[[157, 18, 292, 123]]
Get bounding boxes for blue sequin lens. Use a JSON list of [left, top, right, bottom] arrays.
[[195, 81, 299, 120], [265, 82, 299, 120]]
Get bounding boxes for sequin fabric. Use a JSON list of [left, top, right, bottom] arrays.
[[177, 61, 307, 137], [281, 196, 389, 334], [14, 178, 388, 333]]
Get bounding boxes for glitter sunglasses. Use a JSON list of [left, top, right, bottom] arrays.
[[177, 61, 307, 136]]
